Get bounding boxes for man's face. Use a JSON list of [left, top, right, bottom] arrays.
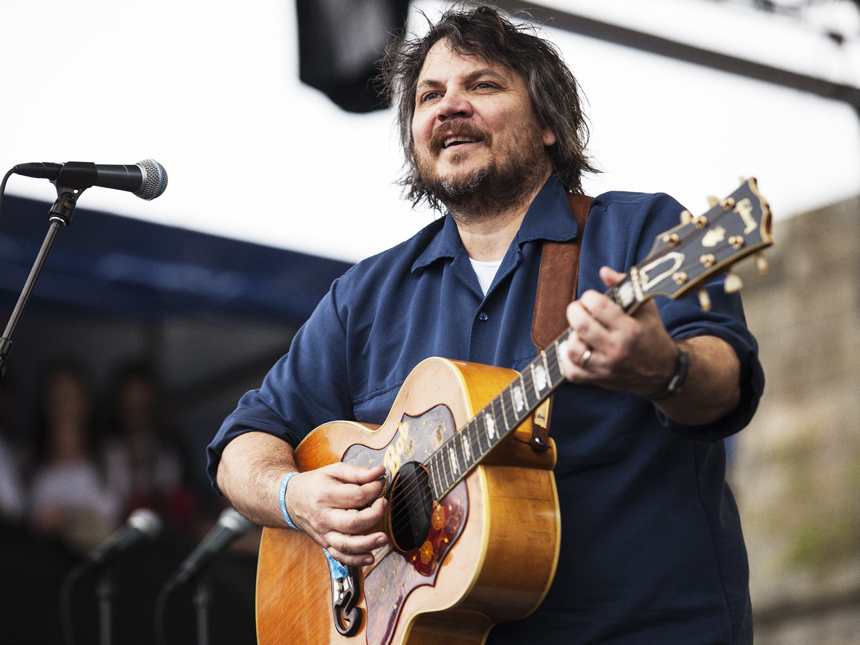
[[411, 39, 556, 210]]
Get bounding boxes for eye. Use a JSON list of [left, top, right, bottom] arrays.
[[474, 81, 497, 91], [419, 91, 442, 104]]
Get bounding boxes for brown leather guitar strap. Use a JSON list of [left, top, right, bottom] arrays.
[[528, 193, 592, 451]]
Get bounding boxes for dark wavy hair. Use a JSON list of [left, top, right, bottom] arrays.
[[379, 3, 598, 211]]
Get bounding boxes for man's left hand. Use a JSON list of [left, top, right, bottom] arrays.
[[560, 266, 678, 398], [560, 266, 743, 426]]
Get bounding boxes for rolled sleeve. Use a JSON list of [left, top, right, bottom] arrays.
[[658, 282, 765, 441], [582, 190, 765, 443]]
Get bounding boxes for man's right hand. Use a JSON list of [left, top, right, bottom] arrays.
[[217, 432, 390, 567], [285, 463, 388, 566]]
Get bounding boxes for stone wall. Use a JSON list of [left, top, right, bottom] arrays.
[[730, 193, 860, 644]]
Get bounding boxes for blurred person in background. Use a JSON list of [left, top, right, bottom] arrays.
[[0, 381, 25, 525], [104, 361, 197, 538], [27, 360, 120, 554]]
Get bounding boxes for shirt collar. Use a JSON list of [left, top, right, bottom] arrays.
[[515, 174, 580, 246], [412, 175, 579, 273]]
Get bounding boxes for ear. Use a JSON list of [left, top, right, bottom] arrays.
[[542, 126, 557, 147]]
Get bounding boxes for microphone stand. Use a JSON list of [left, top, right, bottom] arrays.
[[0, 183, 83, 378], [156, 571, 213, 645], [193, 575, 212, 645], [96, 567, 116, 645]]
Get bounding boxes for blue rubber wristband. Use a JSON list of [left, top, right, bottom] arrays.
[[278, 472, 301, 530], [324, 549, 349, 580]]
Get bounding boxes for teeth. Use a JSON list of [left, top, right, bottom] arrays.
[[443, 135, 477, 148]]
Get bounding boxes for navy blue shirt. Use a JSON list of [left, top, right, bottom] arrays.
[[208, 176, 763, 644]]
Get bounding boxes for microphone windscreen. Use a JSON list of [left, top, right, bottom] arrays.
[[135, 159, 169, 200], [128, 507, 163, 539]]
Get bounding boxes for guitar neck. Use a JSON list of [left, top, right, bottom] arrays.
[[424, 330, 563, 500], [424, 282, 637, 501]]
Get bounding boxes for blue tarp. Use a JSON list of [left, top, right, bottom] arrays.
[[0, 194, 352, 325]]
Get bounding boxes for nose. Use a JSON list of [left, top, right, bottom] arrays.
[[435, 88, 473, 123]]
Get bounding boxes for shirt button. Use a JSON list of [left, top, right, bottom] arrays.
[[478, 312, 489, 322]]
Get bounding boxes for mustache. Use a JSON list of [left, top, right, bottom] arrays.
[[429, 121, 490, 154]]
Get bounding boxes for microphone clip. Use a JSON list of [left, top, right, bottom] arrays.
[[49, 188, 82, 227], [50, 162, 101, 225]]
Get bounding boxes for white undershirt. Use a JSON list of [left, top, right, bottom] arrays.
[[469, 258, 502, 296]]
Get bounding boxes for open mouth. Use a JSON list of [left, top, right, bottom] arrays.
[[431, 124, 487, 153], [442, 135, 480, 149]]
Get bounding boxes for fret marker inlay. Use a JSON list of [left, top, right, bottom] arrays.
[[534, 364, 548, 392], [461, 434, 472, 462], [485, 413, 497, 439], [513, 385, 525, 411]]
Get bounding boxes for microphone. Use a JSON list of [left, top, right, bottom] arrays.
[[12, 159, 168, 200], [167, 508, 251, 589], [85, 508, 163, 571]]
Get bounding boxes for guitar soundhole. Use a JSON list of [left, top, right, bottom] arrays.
[[387, 461, 433, 553]]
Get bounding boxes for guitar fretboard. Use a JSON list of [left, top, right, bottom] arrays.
[[423, 280, 637, 502], [424, 329, 571, 500]]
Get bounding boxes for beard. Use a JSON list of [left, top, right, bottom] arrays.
[[415, 120, 552, 223]]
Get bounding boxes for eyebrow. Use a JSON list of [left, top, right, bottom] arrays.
[[415, 67, 510, 94]]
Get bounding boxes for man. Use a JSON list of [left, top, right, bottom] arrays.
[[208, 5, 763, 644]]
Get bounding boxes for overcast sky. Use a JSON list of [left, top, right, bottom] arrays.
[[2, 0, 859, 262]]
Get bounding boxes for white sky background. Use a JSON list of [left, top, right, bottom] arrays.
[[1, 0, 859, 263]]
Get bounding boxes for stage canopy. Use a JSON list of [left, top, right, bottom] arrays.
[[0, 194, 351, 326]]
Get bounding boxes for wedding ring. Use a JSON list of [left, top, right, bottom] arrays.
[[580, 348, 593, 368]]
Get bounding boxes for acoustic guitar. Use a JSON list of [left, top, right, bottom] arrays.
[[256, 178, 773, 645]]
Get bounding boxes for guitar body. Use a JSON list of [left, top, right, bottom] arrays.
[[256, 357, 561, 645]]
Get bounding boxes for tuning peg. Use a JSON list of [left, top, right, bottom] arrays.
[[698, 289, 712, 311], [756, 252, 769, 276], [707, 196, 719, 208], [661, 232, 681, 247], [724, 271, 743, 294]]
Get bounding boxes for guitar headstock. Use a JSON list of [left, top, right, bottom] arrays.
[[613, 178, 773, 312]]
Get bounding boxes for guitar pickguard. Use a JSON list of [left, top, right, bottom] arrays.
[[343, 405, 469, 645]]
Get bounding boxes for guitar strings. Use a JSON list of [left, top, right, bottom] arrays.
[[385, 348, 567, 537], [384, 340, 564, 516], [386, 397, 516, 536]]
